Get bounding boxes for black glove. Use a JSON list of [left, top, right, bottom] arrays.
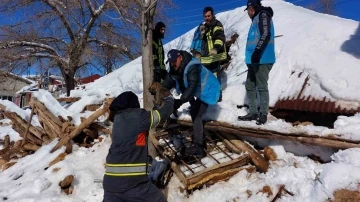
[[251, 49, 262, 64], [174, 99, 183, 110]]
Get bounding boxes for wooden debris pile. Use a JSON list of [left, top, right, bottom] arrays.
[[0, 95, 113, 170]]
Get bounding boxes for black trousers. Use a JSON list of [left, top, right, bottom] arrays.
[[190, 99, 209, 146], [103, 181, 166, 202]]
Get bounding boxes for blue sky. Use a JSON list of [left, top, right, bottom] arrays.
[[164, 0, 360, 43]]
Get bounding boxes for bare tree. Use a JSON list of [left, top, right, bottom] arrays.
[[308, 0, 337, 15], [0, 0, 144, 96]]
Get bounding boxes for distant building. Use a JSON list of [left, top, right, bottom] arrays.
[[0, 71, 33, 102]]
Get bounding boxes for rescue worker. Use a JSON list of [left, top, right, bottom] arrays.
[[153, 22, 167, 83], [103, 90, 173, 202], [194, 7, 227, 102], [162, 49, 220, 158], [238, 0, 276, 125]]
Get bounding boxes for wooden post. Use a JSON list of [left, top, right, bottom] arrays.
[[141, 0, 157, 158], [22, 104, 35, 146]]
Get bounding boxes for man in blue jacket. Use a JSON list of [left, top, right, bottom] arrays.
[[103, 91, 173, 202], [238, 0, 275, 125], [162, 49, 220, 158]]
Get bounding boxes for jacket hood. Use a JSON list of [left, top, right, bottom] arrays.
[[253, 6, 274, 20]]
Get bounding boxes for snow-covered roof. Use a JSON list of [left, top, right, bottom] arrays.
[[69, 0, 360, 139]]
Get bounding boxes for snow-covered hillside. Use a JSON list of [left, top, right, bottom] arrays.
[[1, 0, 360, 201]]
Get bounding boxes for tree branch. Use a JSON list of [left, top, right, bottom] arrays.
[[41, 0, 76, 42]]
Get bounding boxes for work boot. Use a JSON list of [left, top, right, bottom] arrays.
[[256, 113, 267, 125], [185, 143, 206, 158], [238, 113, 258, 121]]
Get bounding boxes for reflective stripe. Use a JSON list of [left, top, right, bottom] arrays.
[[106, 165, 147, 173], [105, 172, 147, 176], [152, 41, 159, 48], [150, 110, 154, 129], [150, 110, 161, 129], [206, 32, 213, 52], [214, 39, 223, 46], [213, 26, 223, 33], [200, 52, 227, 64], [106, 163, 146, 167]]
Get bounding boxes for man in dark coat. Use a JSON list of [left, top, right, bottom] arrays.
[[198, 7, 227, 102], [153, 22, 167, 83], [162, 49, 220, 158], [103, 91, 173, 202], [238, 0, 276, 125]]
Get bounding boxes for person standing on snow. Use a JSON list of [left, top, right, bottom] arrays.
[[103, 91, 173, 202], [238, 0, 276, 125], [191, 7, 226, 102], [162, 49, 220, 158], [153, 22, 167, 83]]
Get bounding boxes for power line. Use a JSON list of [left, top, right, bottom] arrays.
[[168, 0, 244, 15], [173, 7, 238, 26]]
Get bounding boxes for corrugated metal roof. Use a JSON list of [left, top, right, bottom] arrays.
[[273, 71, 360, 114]]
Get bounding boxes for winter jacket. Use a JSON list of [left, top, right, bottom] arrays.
[[162, 51, 220, 105], [103, 96, 174, 193], [199, 18, 227, 65], [153, 31, 165, 70], [245, 6, 276, 64]]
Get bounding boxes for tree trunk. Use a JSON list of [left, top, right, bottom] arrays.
[[64, 70, 76, 97], [142, 0, 157, 158], [142, 1, 156, 111]]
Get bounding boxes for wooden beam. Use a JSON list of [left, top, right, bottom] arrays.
[[4, 112, 45, 143], [35, 108, 61, 138], [186, 155, 249, 188], [178, 120, 360, 149], [4, 135, 10, 148], [51, 107, 107, 152], [32, 98, 63, 126], [220, 133, 269, 173], [57, 97, 80, 103], [22, 104, 35, 146]]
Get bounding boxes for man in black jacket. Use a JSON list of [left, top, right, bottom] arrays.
[[153, 22, 167, 83], [103, 91, 173, 202], [199, 7, 227, 102], [162, 49, 220, 158]]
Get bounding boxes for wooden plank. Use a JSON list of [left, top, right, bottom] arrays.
[[178, 120, 360, 149], [4, 135, 10, 148], [220, 133, 269, 172], [186, 155, 249, 186], [51, 107, 107, 152], [22, 104, 35, 146], [171, 162, 189, 188], [57, 97, 81, 103], [32, 98, 63, 126], [4, 112, 45, 142], [85, 104, 101, 111], [35, 108, 61, 138]]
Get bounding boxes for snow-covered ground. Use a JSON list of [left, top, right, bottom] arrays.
[[1, 0, 360, 201]]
